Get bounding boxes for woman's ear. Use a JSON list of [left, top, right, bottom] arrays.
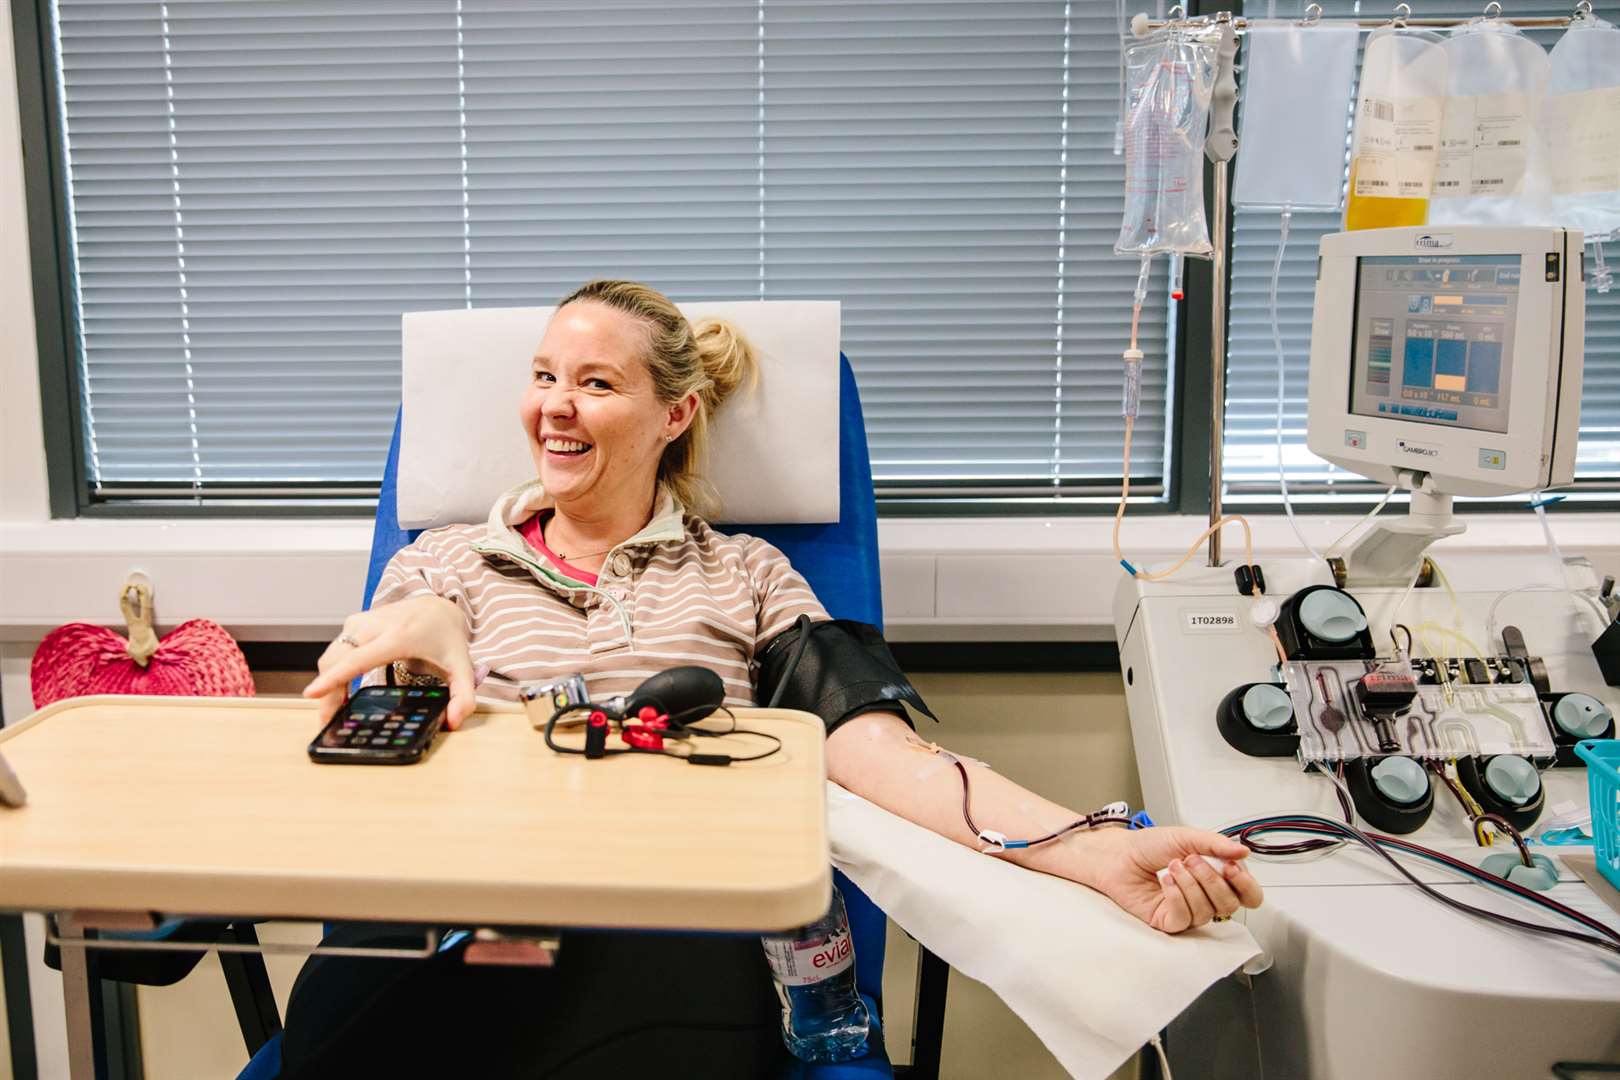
[[665, 392, 700, 441]]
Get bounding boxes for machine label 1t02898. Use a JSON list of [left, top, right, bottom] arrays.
[[1181, 609, 1242, 634]]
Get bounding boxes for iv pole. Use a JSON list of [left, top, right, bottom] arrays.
[[1204, 16, 1239, 566]]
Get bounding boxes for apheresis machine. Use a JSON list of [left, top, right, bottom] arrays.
[[1115, 225, 1620, 1079]]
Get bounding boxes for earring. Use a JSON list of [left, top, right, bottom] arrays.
[[664, 434, 674, 443]]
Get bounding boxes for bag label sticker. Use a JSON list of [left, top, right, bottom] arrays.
[[1546, 86, 1620, 196], [1354, 96, 1442, 199], [1434, 93, 1531, 198]]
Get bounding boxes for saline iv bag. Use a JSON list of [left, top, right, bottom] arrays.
[[1232, 19, 1359, 560], [1232, 21, 1360, 212], [1544, 12, 1620, 245], [1116, 25, 1220, 257], [1345, 27, 1448, 231], [1428, 17, 1551, 226]]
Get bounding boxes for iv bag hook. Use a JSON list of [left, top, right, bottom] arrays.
[[1482, 1, 1503, 19], [1166, 4, 1186, 21], [1572, 0, 1593, 20], [1391, 3, 1412, 27], [1300, 3, 1324, 25]]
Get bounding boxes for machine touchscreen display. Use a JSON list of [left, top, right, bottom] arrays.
[[1348, 254, 1520, 435]]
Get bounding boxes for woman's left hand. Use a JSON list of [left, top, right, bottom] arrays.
[[1072, 826, 1263, 934]]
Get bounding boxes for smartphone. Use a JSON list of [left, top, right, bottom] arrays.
[[308, 685, 450, 765]]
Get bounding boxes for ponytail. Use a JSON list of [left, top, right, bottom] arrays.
[[554, 280, 758, 516]]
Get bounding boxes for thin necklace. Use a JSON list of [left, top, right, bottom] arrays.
[[543, 520, 618, 562], [547, 535, 617, 562], [544, 494, 657, 562]]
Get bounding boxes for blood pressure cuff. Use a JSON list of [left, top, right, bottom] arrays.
[[755, 618, 936, 736]]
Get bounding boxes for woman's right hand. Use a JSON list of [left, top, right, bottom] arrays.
[[302, 594, 478, 730]]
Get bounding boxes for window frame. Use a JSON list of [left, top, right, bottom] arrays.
[[15, 0, 79, 521], [15, 0, 1616, 521], [16, 0, 1199, 520]]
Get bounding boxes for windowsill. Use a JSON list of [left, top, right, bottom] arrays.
[[4, 510, 1618, 646]]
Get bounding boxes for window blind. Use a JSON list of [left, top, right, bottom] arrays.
[[1225, 0, 1620, 499], [53, 1, 466, 494], [48, 0, 1170, 505]]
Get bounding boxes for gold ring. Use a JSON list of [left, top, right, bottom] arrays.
[[337, 634, 360, 648], [1211, 915, 1230, 923]]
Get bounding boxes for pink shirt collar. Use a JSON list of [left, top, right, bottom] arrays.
[[517, 511, 600, 586]]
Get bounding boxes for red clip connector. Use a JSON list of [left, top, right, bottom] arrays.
[[621, 706, 670, 750]]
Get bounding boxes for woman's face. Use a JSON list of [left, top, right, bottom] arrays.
[[520, 301, 694, 514]]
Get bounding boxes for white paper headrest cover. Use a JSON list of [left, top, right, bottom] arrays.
[[398, 301, 840, 529]]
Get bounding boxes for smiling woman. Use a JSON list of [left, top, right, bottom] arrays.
[[288, 279, 1261, 1078], [522, 280, 757, 569]]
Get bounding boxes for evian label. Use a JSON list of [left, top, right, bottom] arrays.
[[763, 927, 854, 986], [1396, 439, 1440, 459], [1414, 233, 1453, 250]]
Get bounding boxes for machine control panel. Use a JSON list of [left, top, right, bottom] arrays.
[[1212, 583, 1616, 837], [1285, 658, 1554, 765]]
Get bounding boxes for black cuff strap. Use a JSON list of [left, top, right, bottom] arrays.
[[756, 618, 936, 736]]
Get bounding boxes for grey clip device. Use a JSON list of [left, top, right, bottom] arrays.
[[1204, 18, 1239, 165], [0, 748, 26, 808], [519, 673, 592, 729]]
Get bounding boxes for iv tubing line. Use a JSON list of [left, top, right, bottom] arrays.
[[1271, 209, 1321, 560], [1113, 255, 1262, 587], [1322, 485, 1397, 561]]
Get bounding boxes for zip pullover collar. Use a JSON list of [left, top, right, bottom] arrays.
[[469, 478, 688, 644]]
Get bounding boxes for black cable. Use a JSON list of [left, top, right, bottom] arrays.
[[1225, 814, 1620, 957], [679, 729, 783, 763], [1331, 761, 1353, 824], [766, 613, 815, 709], [671, 704, 740, 735], [668, 706, 784, 761], [543, 703, 782, 765]]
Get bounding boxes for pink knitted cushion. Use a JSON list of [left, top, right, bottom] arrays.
[[31, 619, 255, 708]]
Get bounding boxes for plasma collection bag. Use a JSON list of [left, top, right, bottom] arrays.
[[1231, 19, 1361, 561], [1232, 21, 1360, 212], [1116, 25, 1221, 257], [1429, 16, 1551, 225], [1345, 27, 1449, 230], [1543, 11, 1620, 243]]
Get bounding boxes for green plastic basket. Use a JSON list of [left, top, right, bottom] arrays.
[[1575, 739, 1620, 893]]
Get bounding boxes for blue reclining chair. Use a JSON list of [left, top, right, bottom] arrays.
[[239, 355, 942, 1079]]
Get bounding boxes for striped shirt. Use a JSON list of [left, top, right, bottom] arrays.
[[366, 479, 828, 707]]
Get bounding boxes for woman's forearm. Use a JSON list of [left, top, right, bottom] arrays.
[[824, 710, 1109, 890]]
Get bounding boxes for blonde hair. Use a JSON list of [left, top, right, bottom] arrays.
[[555, 279, 757, 516]]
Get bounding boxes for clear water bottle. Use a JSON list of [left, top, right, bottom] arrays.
[[761, 887, 871, 1063]]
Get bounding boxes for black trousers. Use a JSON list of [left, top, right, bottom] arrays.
[[279, 925, 792, 1079]]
